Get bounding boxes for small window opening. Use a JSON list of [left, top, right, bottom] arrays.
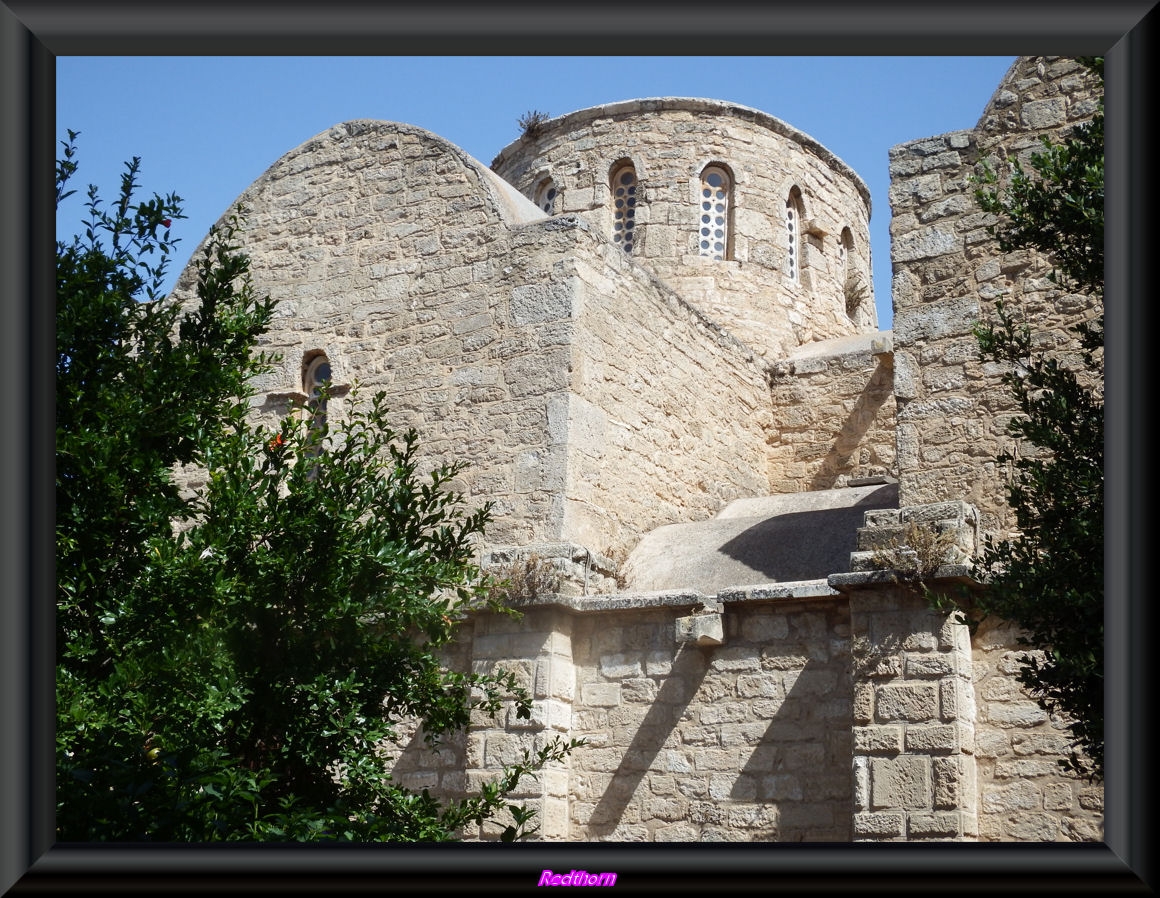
[[535, 178, 559, 214], [611, 164, 639, 254], [840, 228, 861, 320], [303, 353, 332, 460], [698, 165, 732, 261], [786, 188, 804, 283]]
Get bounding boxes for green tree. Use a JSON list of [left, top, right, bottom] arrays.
[[969, 57, 1104, 780], [56, 134, 575, 841]]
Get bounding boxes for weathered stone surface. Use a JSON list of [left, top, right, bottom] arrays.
[[876, 683, 938, 722], [871, 756, 932, 810]]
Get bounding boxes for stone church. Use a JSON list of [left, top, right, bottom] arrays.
[[172, 56, 1103, 842]]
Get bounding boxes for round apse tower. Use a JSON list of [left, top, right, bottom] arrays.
[[492, 98, 876, 359]]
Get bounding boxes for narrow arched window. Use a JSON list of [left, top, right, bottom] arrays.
[[840, 228, 860, 320], [610, 163, 638, 254], [786, 188, 804, 283], [839, 228, 852, 286], [535, 178, 559, 214], [303, 353, 332, 441], [698, 165, 732, 261]]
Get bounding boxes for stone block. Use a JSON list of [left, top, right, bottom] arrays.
[[871, 755, 932, 810], [982, 780, 1041, 814], [1005, 813, 1060, 841], [986, 700, 1049, 728], [908, 811, 967, 838], [876, 683, 938, 722], [853, 812, 905, 839], [580, 682, 621, 707], [854, 725, 903, 754], [676, 611, 724, 646], [933, 754, 975, 810], [599, 652, 644, 679], [905, 722, 970, 753]]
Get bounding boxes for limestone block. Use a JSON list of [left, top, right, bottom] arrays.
[[580, 682, 621, 707], [905, 653, 958, 679], [676, 611, 724, 646], [598, 652, 644, 679], [1042, 783, 1075, 812], [891, 226, 958, 263], [933, 754, 976, 810], [876, 684, 938, 723], [853, 812, 905, 839], [736, 673, 784, 700], [994, 758, 1060, 779], [1021, 98, 1067, 129], [1005, 813, 1059, 841], [982, 779, 1041, 814], [908, 811, 968, 837], [871, 755, 932, 810], [854, 725, 903, 754], [1060, 816, 1103, 842], [939, 677, 977, 723], [986, 700, 1049, 728], [484, 733, 532, 767], [853, 757, 870, 810]]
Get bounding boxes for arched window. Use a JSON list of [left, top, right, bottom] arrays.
[[840, 228, 860, 320], [698, 165, 732, 261], [786, 188, 805, 283], [535, 178, 559, 215], [610, 163, 639, 254], [838, 228, 852, 286], [303, 352, 332, 441]]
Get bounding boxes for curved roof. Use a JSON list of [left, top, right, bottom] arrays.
[[229, 119, 546, 234], [492, 97, 872, 211], [623, 483, 898, 595]]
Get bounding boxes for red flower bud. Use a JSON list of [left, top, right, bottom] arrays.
[[268, 433, 285, 452], [161, 219, 172, 228]]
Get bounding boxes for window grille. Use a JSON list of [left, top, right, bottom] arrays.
[[611, 164, 639, 254], [698, 166, 731, 261], [535, 179, 558, 214]]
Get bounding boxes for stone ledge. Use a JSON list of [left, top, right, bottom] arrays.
[[829, 565, 978, 593], [479, 578, 842, 617], [718, 580, 839, 603]]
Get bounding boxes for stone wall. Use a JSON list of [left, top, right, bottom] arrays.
[[171, 119, 786, 556], [567, 593, 853, 841], [846, 586, 979, 841], [170, 120, 581, 545], [767, 333, 897, 493], [379, 578, 1101, 843], [885, 55, 1105, 839], [970, 617, 1104, 841], [493, 98, 876, 361], [564, 241, 773, 556], [441, 589, 855, 842], [888, 57, 1102, 534]]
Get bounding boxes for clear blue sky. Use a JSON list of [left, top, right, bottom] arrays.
[[56, 56, 1016, 331]]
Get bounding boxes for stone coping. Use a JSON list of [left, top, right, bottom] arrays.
[[491, 578, 841, 616], [828, 564, 979, 592]]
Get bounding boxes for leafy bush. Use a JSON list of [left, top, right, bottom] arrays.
[[56, 133, 575, 841]]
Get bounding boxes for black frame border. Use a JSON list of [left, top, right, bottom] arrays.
[[3, 2, 1154, 893]]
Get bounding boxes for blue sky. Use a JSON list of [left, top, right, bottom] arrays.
[[56, 56, 1017, 330]]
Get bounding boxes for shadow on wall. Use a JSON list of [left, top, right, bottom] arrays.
[[577, 602, 855, 841], [717, 484, 897, 582], [732, 653, 855, 841], [381, 720, 470, 803], [807, 358, 895, 491], [585, 645, 711, 839]]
